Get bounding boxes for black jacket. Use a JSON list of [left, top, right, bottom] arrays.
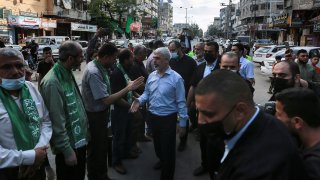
[[215, 111, 307, 180]]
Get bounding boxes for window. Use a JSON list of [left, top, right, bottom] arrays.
[[277, 5, 284, 10], [0, 8, 12, 19], [261, 4, 266, 10]]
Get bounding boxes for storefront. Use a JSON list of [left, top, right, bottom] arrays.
[[271, 13, 290, 44], [41, 18, 57, 36], [56, 20, 96, 40], [0, 19, 11, 44], [7, 15, 41, 44]]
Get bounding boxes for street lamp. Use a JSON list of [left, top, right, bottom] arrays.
[[180, 6, 192, 27]]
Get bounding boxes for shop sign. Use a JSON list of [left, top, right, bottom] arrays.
[[0, 26, 9, 30], [19, 11, 38, 17], [71, 22, 97, 32], [314, 23, 320, 32], [0, 19, 7, 26], [7, 15, 40, 29], [41, 18, 57, 28], [273, 13, 289, 26]]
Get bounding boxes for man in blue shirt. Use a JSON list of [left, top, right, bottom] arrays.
[[130, 47, 188, 180]]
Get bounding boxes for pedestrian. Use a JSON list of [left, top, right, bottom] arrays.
[[187, 41, 220, 178], [40, 41, 87, 180], [296, 49, 320, 83], [81, 43, 144, 179], [195, 70, 307, 180], [268, 55, 282, 94], [311, 54, 320, 74], [275, 88, 320, 180], [193, 42, 205, 65], [146, 40, 164, 74], [37, 47, 54, 88], [86, 28, 107, 63], [29, 40, 39, 64], [168, 40, 197, 151], [231, 43, 255, 85], [130, 47, 188, 180], [0, 48, 52, 179]]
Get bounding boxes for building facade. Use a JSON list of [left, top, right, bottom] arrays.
[[159, 2, 173, 35]]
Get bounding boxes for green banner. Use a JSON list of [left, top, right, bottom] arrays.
[[125, 16, 133, 33]]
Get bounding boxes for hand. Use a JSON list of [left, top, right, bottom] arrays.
[[64, 150, 77, 166], [127, 76, 145, 91], [179, 127, 187, 138], [129, 99, 140, 113], [34, 146, 48, 166], [299, 78, 308, 88]]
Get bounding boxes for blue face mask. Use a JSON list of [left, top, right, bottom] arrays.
[[170, 52, 179, 61], [0, 76, 25, 90]]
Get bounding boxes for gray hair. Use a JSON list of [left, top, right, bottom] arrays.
[[195, 42, 205, 48], [59, 41, 82, 62], [154, 47, 171, 61], [222, 51, 240, 64], [133, 45, 146, 56], [0, 48, 24, 61]]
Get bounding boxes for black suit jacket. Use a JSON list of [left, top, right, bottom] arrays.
[[190, 58, 220, 87], [215, 111, 307, 180]]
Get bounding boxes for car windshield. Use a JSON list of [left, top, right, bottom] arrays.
[[33, 38, 50, 45], [256, 47, 271, 53], [256, 39, 272, 44]]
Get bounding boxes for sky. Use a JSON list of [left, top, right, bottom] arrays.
[[168, 0, 239, 32]]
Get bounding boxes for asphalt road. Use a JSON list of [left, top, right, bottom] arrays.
[[33, 53, 272, 180]]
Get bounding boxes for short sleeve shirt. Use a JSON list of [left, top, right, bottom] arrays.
[[81, 61, 109, 112], [37, 61, 53, 77]]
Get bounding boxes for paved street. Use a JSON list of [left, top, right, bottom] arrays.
[[33, 58, 272, 180]]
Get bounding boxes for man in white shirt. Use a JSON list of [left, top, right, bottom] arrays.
[[0, 48, 52, 179]]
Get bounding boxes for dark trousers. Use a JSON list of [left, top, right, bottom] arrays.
[[55, 146, 86, 180], [0, 166, 45, 180], [111, 107, 132, 164], [189, 107, 198, 129], [149, 112, 177, 180], [86, 110, 109, 180], [200, 130, 209, 169]]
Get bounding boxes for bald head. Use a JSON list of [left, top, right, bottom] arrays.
[[59, 41, 82, 62], [220, 52, 240, 71]]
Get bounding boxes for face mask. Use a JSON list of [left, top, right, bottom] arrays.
[[0, 76, 25, 90], [198, 105, 237, 140], [170, 52, 179, 61], [204, 53, 215, 63], [230, 69, 238, 73], [273, 77, 294, 94]]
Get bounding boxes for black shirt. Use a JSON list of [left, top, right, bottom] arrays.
[[302, 142, 320, 180], [37, 61, 53, 77], [170, 54, 197, 95], [128, 59, 148, 94], [110, 65, 130, 104]]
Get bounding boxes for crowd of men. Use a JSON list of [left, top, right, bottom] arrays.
[[0, 27, 320, 180]]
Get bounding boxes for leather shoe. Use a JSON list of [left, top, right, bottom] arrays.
[[153, 161, 162, 170], [113, 163, 127, 175], [193, 166, 207, 176]]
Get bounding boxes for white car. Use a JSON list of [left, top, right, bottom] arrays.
[[5, 44, 22, 51], [253, 45, 295, 64], [260, 46, 320, 77]]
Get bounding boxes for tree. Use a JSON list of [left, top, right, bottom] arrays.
[[206, 24, 223, 37], [189, 23, 202, 37], [89, 0, 137, 36]]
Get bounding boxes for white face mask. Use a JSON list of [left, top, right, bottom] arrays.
[[230, 69, 238, 73], [0, 76, 25, 90], [170, 52, 179, 60]]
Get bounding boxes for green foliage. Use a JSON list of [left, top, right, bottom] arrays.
[[189, 23, 203, 37], [206, 24, 223, 37]]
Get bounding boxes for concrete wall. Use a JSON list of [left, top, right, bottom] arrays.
[[0, 0, 47, 16]]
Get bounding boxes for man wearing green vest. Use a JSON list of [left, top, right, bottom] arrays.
[[40, 41, 87, 180], [81, 43, 144, 179], [0, 48, 52, 179]]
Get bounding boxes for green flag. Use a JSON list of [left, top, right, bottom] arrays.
[[125, 16, 133, 33]]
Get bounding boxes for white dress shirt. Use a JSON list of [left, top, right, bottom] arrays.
[[0, 81, 52, 168]]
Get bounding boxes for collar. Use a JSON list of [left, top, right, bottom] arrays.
[[240, 56, 247, 63], [156, 66, 172, 75], [206, 58, 218, 69], [225, 106, 260, 151]]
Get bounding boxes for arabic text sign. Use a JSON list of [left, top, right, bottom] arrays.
[[41, 18, 57, 28], [71, 23, 97, 32], [8, 15, 40, 28]]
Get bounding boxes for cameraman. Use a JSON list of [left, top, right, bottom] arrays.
[[275, 88, 320, 180]]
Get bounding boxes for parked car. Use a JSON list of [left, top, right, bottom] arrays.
[[252, 39, 274, 52], [34, 36, 69, 60], [260, 46, 320, 77], [5, 44, 22, 51], [253, 45, 295, 64]]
